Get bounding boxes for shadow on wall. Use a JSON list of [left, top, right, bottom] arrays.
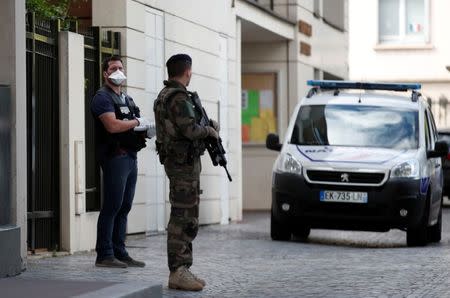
[[428, 95, 449, 128]]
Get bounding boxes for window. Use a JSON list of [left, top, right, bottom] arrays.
[[323, 71, 344, 81], [291, 105, 419, 150], [424, 110, 431, 149], [323, 0, 345, 31], [379, 0, 429, 44], [428, 109, 438, 141]]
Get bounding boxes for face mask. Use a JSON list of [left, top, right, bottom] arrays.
[[108, 70, 127, 86]]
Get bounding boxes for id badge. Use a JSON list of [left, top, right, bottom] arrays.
[[120, 106, 130, 114]]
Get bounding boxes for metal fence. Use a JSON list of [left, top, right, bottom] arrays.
[[26, 12, 60, 252], [26, 12, 121, 251]]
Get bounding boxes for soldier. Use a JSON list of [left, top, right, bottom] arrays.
[[154, 54, 219, 291]]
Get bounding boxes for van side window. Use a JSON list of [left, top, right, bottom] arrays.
[[428, 109, 439, 141], [424, 110, 431, 150]]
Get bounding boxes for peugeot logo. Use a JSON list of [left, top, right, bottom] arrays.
[[341, 173, 349, 182]]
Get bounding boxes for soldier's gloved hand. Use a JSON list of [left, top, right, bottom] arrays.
[[210, 119, 220, 132], [206, 126, 219, 139], [134, 117, 151, 131], [146, 122, 156, 139]]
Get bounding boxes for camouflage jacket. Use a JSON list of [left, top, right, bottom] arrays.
[[153, 80, 208, 164]]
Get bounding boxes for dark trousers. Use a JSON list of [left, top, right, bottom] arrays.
[[96, 153, 137, 261]]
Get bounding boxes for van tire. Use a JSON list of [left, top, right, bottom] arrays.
[[292, 224, 311, 242], [271, 209, 291, 241], [428, 201, 442, 243], [407, 194, 430, 247]]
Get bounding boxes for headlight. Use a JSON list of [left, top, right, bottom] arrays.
[[276, 153, 302, 175], [391, 160, 419, 178]]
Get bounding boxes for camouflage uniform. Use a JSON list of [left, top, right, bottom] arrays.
[[154, 79, 210, 272]]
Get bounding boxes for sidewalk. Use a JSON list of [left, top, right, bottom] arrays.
[[7, 213, 268, 298], [1, 278, 161, 298]]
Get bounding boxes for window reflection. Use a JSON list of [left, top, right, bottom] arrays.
[[291, 105, 419, 149]]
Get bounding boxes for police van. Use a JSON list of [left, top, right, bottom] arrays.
[[266, 80, 448, 247]]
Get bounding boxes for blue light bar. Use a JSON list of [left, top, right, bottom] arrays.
[[307, 80, 421, 92]]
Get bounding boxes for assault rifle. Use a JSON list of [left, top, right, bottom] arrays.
[[190, 92, 232, 182]]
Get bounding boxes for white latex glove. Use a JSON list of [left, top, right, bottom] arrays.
[[146, 122, 156, 139], [134, 117, 151, 131]]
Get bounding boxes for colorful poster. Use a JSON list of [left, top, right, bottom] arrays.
[[242, 89, 277, 143], [242, 90, 259, 125]]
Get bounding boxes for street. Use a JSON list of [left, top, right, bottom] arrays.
[[17, 209, 450, 297]]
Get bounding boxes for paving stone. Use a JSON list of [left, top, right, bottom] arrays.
[[15, 209, 450, 297]]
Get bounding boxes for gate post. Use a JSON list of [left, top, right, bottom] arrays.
[[59, 31, 87, 253]]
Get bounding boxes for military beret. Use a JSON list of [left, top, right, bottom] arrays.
[[166, 54, 192, 66]]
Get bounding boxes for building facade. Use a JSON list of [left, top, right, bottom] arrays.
[[1, 0, 349, 271], [70, 0, 349, 250], [349, 0, 450, 128], [241, 0, 348, 210]]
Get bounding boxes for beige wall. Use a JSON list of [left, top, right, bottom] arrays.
[[242, 147, 278, 210], [93, 0, 242, 234], [349, 0, 450, 82]]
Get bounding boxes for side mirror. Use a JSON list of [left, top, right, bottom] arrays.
[[427, 140, 449, 158], [266, 133, 282, 151]]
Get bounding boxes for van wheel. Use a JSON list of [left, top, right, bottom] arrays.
[[292, 224, 311, 242], [428, 202, 442, 243], [271, 209, 291, 241], [407, 195, 430, 247]]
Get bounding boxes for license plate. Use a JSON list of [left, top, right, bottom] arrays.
[[320, 191, 368, 203]]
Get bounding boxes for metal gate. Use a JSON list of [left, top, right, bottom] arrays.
[[80, 24, 121, 211], [26, 13, 60, 252]]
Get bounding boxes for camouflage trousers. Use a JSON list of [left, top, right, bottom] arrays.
[[164, 156, 201, 272]]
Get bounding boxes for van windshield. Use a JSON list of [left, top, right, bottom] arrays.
[[290, 105, 419, 149]]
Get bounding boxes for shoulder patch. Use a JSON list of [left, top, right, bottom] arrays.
[[175, 99, 196, 118]]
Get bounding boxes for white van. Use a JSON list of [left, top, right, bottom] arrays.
[[266, 80, 448, 247]]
